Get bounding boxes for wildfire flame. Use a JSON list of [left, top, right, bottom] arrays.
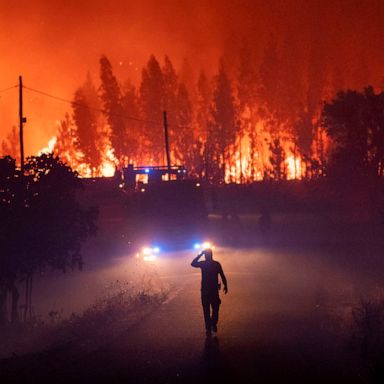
[[286, 155, 303, 180], [37, 136, 117, 178], [37, 121, 306, 182], [38, 136, 57, 156], [101, 147, 117, 177]]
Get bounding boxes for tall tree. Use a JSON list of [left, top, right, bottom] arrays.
[[162, 56, 178, 122], [322, 86, 384, 215], [211, 62, 237, 182], [162, 56, 179, 165], [196, 71, 212, 180], [258, 37, 286, 181], [121, 80, 141, 163], [139, 55, 165, 164], [72, 74, 101, 176], [287, 34, 327, 178], [100, 55, 126, 165], [237, 40, 259, 181], [54, 113, 78, 167], [280, 35, 308, 179], [174, 83, 195, 170], [269, 138, 286, 180], [321, 89, 369, 178], [364, 87, 384, 178], [196, 71, 211, 138], [293, 114, 315, 178]]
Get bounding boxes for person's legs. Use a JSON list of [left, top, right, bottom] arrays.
[[211, 294, 221, 332], [201, 293, 211, 334]]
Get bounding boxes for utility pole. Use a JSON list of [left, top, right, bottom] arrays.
[[19, 76, 26, 173], [163, 110, 171, 180], [19, 76, 28, 320]]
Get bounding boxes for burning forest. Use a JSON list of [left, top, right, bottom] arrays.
[[1, 0, 384, 183]]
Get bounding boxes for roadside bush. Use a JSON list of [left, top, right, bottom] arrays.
[[351, 295, 384, 380]]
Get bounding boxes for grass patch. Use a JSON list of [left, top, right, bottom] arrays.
[[0, 267, 171, 360]]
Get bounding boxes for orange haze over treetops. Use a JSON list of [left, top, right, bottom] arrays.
[[0, 0, 383, 156]]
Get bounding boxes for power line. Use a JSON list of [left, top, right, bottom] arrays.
[[1, 81, 193, 130], [0, 85, 18, 94], [23, 85, 158, 125], [22, 84, 193, 130]]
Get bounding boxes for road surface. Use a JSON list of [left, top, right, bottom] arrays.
[[1, 245, 378, 383]]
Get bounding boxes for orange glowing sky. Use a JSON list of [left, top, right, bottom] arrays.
[[1, 0, 384, 155]]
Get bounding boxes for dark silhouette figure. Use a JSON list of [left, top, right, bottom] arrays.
[[191, 249, 228, 337]]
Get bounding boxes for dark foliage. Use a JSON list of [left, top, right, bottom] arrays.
[[322, 87, 384, 180], [0, 154, 98, 323]]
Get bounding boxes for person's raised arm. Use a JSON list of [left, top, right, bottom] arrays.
[[191, 253, 203, 268], [219, 264, 228, 294]]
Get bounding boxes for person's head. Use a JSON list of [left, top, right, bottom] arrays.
[[203, 248, 213, 261]]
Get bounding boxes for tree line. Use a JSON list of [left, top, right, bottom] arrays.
[[2, 42, 383, 183]]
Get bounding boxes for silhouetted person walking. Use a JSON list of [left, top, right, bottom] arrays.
[[191, 248, 228, 337]]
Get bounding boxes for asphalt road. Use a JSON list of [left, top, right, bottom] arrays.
[[1, 246, 377, 383]]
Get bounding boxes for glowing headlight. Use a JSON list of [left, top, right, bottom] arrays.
[[141, 246, 160, 261], [194, 241, 214, 251], [142, 247, 152, 255]]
